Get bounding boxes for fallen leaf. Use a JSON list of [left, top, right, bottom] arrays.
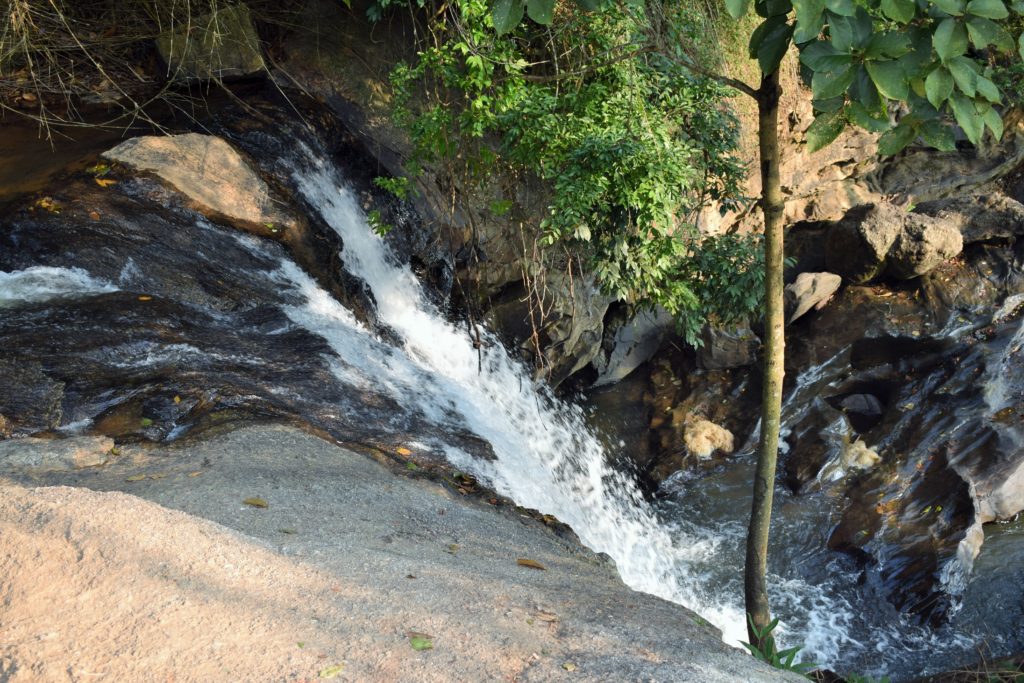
[[535, 611, 557, 622], [396, 446, 413, 456], [405, 574, 417, 579], [173, 395, 182, 404], [139, 417, 153, 427], [86, 162, 110, 176], [297, 642, 305, 648], [319, 663, 345, 678], [516, 558, 546, 571], [88, 210, 101, 220], [125, 474, 147, 482], [278, 528, 297, 534], [407, 632, 433, 651], [188, 471, 202, 478], [445, 543, 459, 555], [562, 662, 577, 672], [148, 472, 169, 480], [406, 462, 418, 471], [95, 177, 117, 188], [138, 295, 152, 302], [243, 497, 268, 508], [20, 91, 37, 102]]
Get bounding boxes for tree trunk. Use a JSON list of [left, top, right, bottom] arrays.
[[744, 68, 785, 651]]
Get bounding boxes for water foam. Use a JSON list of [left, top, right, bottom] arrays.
[[0, 266, 117, 307]]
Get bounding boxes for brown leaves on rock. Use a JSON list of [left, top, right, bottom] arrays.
[[516, 558, 546, 570]]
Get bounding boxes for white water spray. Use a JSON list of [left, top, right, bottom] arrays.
[[0, 266, 116, 307]]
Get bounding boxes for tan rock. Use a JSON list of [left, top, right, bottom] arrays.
[[683, 419, 735, 459], [156, 4, 265, 83], [103, 134, 295, 234], [0, 435, 114, 472]]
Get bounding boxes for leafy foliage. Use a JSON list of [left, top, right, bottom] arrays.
[[722, 0, 1024, 152], [741, 615, 817, 677], [382, 0, 761, 343]]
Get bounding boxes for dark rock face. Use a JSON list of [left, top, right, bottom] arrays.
[[0, 92, 493, 466], [696, 325, 759, 370]]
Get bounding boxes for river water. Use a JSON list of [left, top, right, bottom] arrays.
[[2, 130, 1021, 681]]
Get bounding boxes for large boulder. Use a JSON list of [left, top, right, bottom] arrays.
[[888, 217, 964, 279], [914, 192, 1024, 245], [824, 202, 962, 283], [696, 325, 759, 370], [103, 134, 296, 234], [824, 203, 905, 282], [156, 4, 265, 82]]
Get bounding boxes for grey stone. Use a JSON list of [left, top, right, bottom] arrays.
[[104, 134, 295, 233], [0, 435, 113, 472], [914, 192, 1024, 245], [697, 325, 759, 370], [825, 203, 905, 283], [592, 307, 674, 386], [785, 272, 842, 324], [156, 4, 266, 83], [887, 215, 963, 279]]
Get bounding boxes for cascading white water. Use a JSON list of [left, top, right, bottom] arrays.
[[283, 156, 684, 594], [0, 266, 116, 306]]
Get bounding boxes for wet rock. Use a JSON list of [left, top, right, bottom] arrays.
[[914, 192, 1024, 245], [103, 134, 295, 234], [156, 4, 266, 82], [696, 325, 759, 370], [592, 306, 674, 386], [785, 272, 841, 324], [0, 435, 113, 472], [0, 360, 64, 435], [683, 419, 734, 459], [837, 393, 885, 433], [888, 218, 964, 280]]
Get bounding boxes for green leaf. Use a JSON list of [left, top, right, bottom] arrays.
[[409, 633, 434, 651], [932, 0, 966, 15], [966, 16, 1014, 49], [847, 101, 891, 132], [881, 0, 916, 21], [758, 21, 795, 74], [794, 0, 827, 42], [934, 18, 970, 59], [865, 32, 913, 59], [750, 16, 785, 58], [878, 119, 917, 155], [865, 60, 909, 100], [966, 0, 1009, 17], [983, 107, 1004, 140], [919, 120, 957, 150], [947, 55, 979, 96], [824, 0, 856, 15], [850, 65, 882, 107], [755, 0, 793, 16], [319, 663, 346, 679], [1019, 30, 1024, 61], [925, 66, 955, 108], [950, 92, 984, 143], [813, 95, 847, 112], [576, 0, 610, 9], [492, 0, 524, 34], [526, 0, 554, 24], [828, 9, 872, 52], [725, 0, 752, 18], [976, 74, 1001, 101], [800, 40, 853, 71], [806, 109, 847, 151], [811, 62, 857, 98]]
